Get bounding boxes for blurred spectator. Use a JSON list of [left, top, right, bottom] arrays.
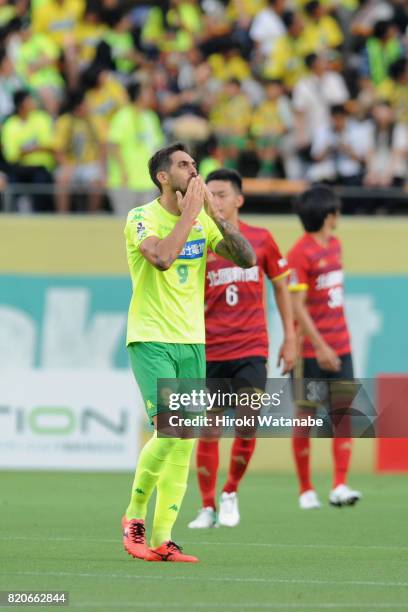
[[32, 0, 84, 48], [198, 134, 223, 177], [14, 19, 64, 116], [32, 0, 83, 86], [74, 1, 107, 69], [263, 11, 312, 89], [303, 0, 344, 52], [378, 57, 408, 125], [141, 0, 202, 54], [208, 47, 251, 82], [292, 53, 349, 165], [250, 79, 292, 176], [103, 8, 143, 76], [309, 104, 367, 184], [249, 0, 286, 59], [0, 0, 28, 27], [209, 78, 252, 169], [2, 89, 55, 211], [107, 82, 163, 215], [364, 101, 408, 188], [351, 0, 394, 36], [54, 89, 105, 213], [0, 46, 23, 123], [360, 20, 403, 86], [83, 63, 128, 137]]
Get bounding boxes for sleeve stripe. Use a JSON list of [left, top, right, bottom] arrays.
[[271, 269, 290, 282], [289, 283, 309, 292]]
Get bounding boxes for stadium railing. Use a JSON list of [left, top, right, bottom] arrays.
[[1, 180, 407, 214]]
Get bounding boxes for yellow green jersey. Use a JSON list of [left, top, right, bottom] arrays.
[[125, 199, 223, 345]]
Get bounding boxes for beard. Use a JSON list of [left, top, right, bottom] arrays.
[[169, 174, 193, 195]]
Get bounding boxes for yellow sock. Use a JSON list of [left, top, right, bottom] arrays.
[[126, 433, 177, 520], [150, 438, 195, 548]]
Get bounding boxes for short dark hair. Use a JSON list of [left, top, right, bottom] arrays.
[[293, 185, 341, 232], [127, 82, 141, 102], [282, 10, 295, 29], [331, 104, 347, 116], [373, 20, 391, 40], [0, 47, 7, 65], [304, 0, 319, 15], [13, 89, 31, 112], [148, 142, 188, 191], [227, 78, 241, 87], [67, 89, 86, 112], [389, 57, 407, 81], [206, 168, 242, 193], [305, 53, 318, 69]]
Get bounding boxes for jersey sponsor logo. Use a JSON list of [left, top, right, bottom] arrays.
[[316, 270, 344, 290], [207, 265, 260, 287], [50, 19, 75, 31], [178, 238, 206, 259]]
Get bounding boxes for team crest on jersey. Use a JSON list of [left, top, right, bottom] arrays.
[[278, 258, 287, 268], [192, 220, 203, 232], [137, 221, 147, 240]]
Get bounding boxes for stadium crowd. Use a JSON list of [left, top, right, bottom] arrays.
[[0, 0, 406, 213]]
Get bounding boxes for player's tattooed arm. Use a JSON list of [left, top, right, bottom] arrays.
[[214, 219, 256, 269], [202, 179, 256, 269]]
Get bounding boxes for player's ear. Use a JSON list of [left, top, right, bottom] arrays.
[[157, 170, 168, 188], [236, 194, 244, 209]]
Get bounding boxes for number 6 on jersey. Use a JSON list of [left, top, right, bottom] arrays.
[[226, 284, 239, 306]]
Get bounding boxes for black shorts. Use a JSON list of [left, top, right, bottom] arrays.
[[206, 356, 267, 412], [207, 356, 267, 392], [291, 353, 354, 410]]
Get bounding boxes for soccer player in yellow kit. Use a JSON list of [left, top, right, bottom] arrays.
[[122, 143, 255, 563]]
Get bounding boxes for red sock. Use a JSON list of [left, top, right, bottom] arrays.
[[292, 436, 312, 494], [332, 438, 352, 487], [223, 437, 256, 494], [196, 440, 219, 509]]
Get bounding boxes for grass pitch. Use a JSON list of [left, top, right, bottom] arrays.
[[1, 470, 408, 611]]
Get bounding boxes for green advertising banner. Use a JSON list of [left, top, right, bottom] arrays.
[[0, 273, 407, 377]]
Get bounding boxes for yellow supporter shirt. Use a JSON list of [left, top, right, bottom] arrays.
[[33, 0, 84, 48], [226, 0, 267, 20], [15, 32, 64, 90], [75, 20, 107, 66], [54, 113, 103, 164], [210, 93, 252, 135], [2, 110, 55, 169], [302, 15, 343, 52], [377, 79, 408, 125], [108, 105, 164, 191], [250, 100, 286, 136], [85, 76, 128, 137], [264, 34, 312, 88], [208, 54, 251, 81]]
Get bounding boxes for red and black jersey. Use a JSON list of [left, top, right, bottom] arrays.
[[205, 221, 289, 361], [287, 233, 351, 359]]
